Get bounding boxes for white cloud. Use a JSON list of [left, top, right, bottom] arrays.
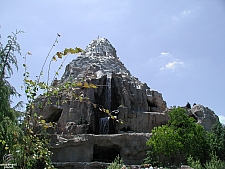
[[172, 10, 191, 21], [166, 62, 177, 69], [160, 52, 169, 55], [181, 10, 191, 17], [147, 52, 186, 73], [219, 115, 225, 124], [161, 61, 184, 71]]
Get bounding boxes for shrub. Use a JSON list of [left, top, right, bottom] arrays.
[[204, 153, 225, 169], [107, 155, 125, 169]]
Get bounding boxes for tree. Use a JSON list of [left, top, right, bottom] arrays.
[[207, 121, 225, 161], [146, 107, 209, 166], [167, 107, 209, 162], [0, 30, 21, 121], [0, 31, 56, 168], [148, 125, 182, 157], [0, 30, 23, 164]]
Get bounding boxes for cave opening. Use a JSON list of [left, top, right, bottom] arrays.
[[46, 107, 63, 123], [93, 145, 120, 163], [147, 100, 157, 112]]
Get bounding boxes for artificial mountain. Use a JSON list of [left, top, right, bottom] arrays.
[[35, 37, 219, 168]]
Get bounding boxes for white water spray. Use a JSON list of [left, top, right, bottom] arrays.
[[106, 72, 112, 111]]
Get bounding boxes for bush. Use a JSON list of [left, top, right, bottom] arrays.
[[107, 155, 125, 169], [187, 156, 203, 169], [188, 153, 225, 169], [144, 150, 160, 167], [204, 153, 225, 169]]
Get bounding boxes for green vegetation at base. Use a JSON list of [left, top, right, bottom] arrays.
[[0, 31, 60, 168], [145, 107, 225, 168], [0, 30, 94, 168], [0, 30, 24, 165], [107, 155, 124, 169], [188, 153, 225, 169]]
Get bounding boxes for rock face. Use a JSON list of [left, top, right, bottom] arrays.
[[187, 104, 219, 131], [34, 38, 220, 167], [52, 133, 151, 166], [61, 37, 131, 81], [35, 37, 168, 166], [37, 37, 168, 134]]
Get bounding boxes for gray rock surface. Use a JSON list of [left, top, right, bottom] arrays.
[[33, 37, 168, 166], [52, 133, 151, 165], [61, 37, 131, 82], [187, 104, 219, 131], [33, 37, 219, 167], [36, 37, 167, 134]]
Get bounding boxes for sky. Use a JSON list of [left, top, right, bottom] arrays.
[[1, 1, 225, 123]]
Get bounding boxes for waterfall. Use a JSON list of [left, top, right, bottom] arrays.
[[106, 72, 112, 111], [98, 73, 111, 134], [99, 117, 109, 134]]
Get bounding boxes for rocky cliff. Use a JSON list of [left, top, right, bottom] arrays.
[[37, 37, 168, 135], [34, 37, 219, 167], [187, 104, 219, 131]]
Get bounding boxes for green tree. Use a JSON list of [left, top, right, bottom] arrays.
[[147, 125, 183, 157], [0, 30, 21, 121], [167, 107, 209, 162], [146, 107, 209, 166], [0, 30, 23, 163], [207, 121, 225, 161], [0, 31, 55, 168]]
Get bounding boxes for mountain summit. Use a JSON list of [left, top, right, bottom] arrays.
[[84, 37, 117, 57], [61, 37, 134, 82]]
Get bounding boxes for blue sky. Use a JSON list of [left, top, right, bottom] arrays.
[[1, 1, 225, 123]]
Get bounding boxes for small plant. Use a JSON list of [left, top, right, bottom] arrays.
[[107, 155, 125, 169], [187, 156, 203, 169], [144, 150, 160, 167], [188, 153, 225, 169], [204, 153, 225, 169]]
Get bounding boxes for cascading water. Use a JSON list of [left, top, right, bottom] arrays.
[[106, 72, 112, 111], [99, 72, 112, 134], [99, 117, 109, 134]]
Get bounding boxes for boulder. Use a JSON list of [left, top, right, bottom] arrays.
[[187, 104, 219, 131]]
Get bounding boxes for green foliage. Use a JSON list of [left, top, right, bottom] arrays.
[[147, 125, 183, 157], [0, 31, 58, 168], [16, 116, 55, 169], [188, 153, 225, 169], [187, 156, 203, 169], [0, 117, 23, 163], [204, 153, 225, 169], [207, 121, 225, 161], [0, 30, 23, 164], [0, 30, 21, 79], [107, 155, 125, 169], [0, 31, 21, 121], [146, 107, 209, 166], [144, 150, 160, 167]]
